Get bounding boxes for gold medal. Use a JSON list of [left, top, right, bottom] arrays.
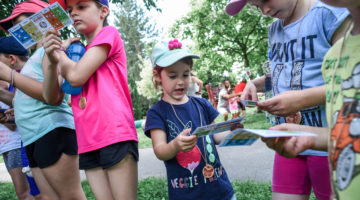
[[79, 96, 87, 109], [202, 164, 214, 178]]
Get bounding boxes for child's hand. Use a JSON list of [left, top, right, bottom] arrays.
[[174, 129, 198, 153], [4, 108, 14, 117], [261, 123, 314, 158], [0, 108, 14, 124], [0, 111, 6, 124], [240, 81, 258, 101], [257, 90, 301, 116], [62, 37, 81, 50], [43, 30, 63, 65]]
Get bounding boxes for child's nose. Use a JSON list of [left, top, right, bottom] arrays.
[[71, 9, 79, 17], [177, 78, 185, 85]]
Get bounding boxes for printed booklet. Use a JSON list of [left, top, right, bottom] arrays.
[[218, 128, 316, 147], [192, 117, 245, 137], [8, 2, 73, 49], [192, 117, 316, 146]]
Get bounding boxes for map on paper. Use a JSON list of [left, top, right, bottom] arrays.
[[8, 2, 72, 49]]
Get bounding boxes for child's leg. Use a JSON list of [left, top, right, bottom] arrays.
[[107, 153, 138, 200], [26, 127, 85, 200], [307, 156, 332, 200], [235, 111, 239, 118], [224, 111, 229, 121], [272, 193, 309, 200], [3, 148, 33, 200], [231, 111, 238, 119], [272, 153, 311, 200], [80, 141, 138, 200], [85, 168, 114, 200], [41, 154, 85, 199], [8, 167, 33, 200], [31, 167, 58, 200]]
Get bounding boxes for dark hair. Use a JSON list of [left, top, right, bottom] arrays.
[[180, 57, 194, 68], [0, 53, 29, 62], [11, 12, 34, 25], [94, 1, 109, 26]]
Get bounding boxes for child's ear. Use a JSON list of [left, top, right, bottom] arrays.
[[153, 69, 161, 82], [8, 55, 18, 69], [100, 6, 109, 20]]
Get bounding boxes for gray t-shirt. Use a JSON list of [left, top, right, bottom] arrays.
[[217, 88, 229, 108]]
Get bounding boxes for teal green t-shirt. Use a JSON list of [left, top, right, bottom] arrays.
[[13, 47, 75, 146]]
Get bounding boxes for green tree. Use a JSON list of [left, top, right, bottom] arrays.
[[136, 57, 161, 100], [114, 0, 159, 119], [169, 0, 273, 87]]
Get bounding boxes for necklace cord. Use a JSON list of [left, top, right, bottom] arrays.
[[281, 1, 311, 90], [169, 97, 216, 166]]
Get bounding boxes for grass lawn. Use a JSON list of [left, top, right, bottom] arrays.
[[0, 178, 317, 200]]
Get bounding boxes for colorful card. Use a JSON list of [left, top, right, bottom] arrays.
[[192, 117, 245, 137], [241, 100, 258, 107], [219, 129, 316, 147], [8, 2, 73, 49]]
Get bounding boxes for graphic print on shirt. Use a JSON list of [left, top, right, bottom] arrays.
[[271, 35, 318, 95], [271, 34, 323, 127], [329, 63, 360, 191], [0, 130, 10, 147], [167, 119, 201, 175]]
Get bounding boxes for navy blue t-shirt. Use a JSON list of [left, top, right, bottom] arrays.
[[145, 97, 234, 200]]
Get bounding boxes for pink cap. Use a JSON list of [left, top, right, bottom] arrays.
[[225, 0, 247, 16], [49, 0, 109, 10], [0, 0, 49, 33]]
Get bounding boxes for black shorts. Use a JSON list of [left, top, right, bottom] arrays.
[[25, 127, 78, 169], [79, 140, 139, 170], [238, 101, 246, 110]]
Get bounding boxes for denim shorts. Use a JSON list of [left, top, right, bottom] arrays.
[[3, 148, 23, 171]]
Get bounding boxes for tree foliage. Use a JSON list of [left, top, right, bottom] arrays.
[[136, 58, 161, 100], [114, 0, 159, 119], [169, 0, 273, 86], [0, 0, 159, 37]]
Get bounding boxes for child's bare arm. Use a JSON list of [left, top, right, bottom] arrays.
[[59, 45, 109, 87], [43, 30, 109, 87], [213, 130, 231, 145], [42, 54, 65, 105], [257, 85, 326, 116], [0, 87, 14, 106], [0, 62, 45, 102], [213, 122, 244, 144], [150, 128, 197, 161]]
